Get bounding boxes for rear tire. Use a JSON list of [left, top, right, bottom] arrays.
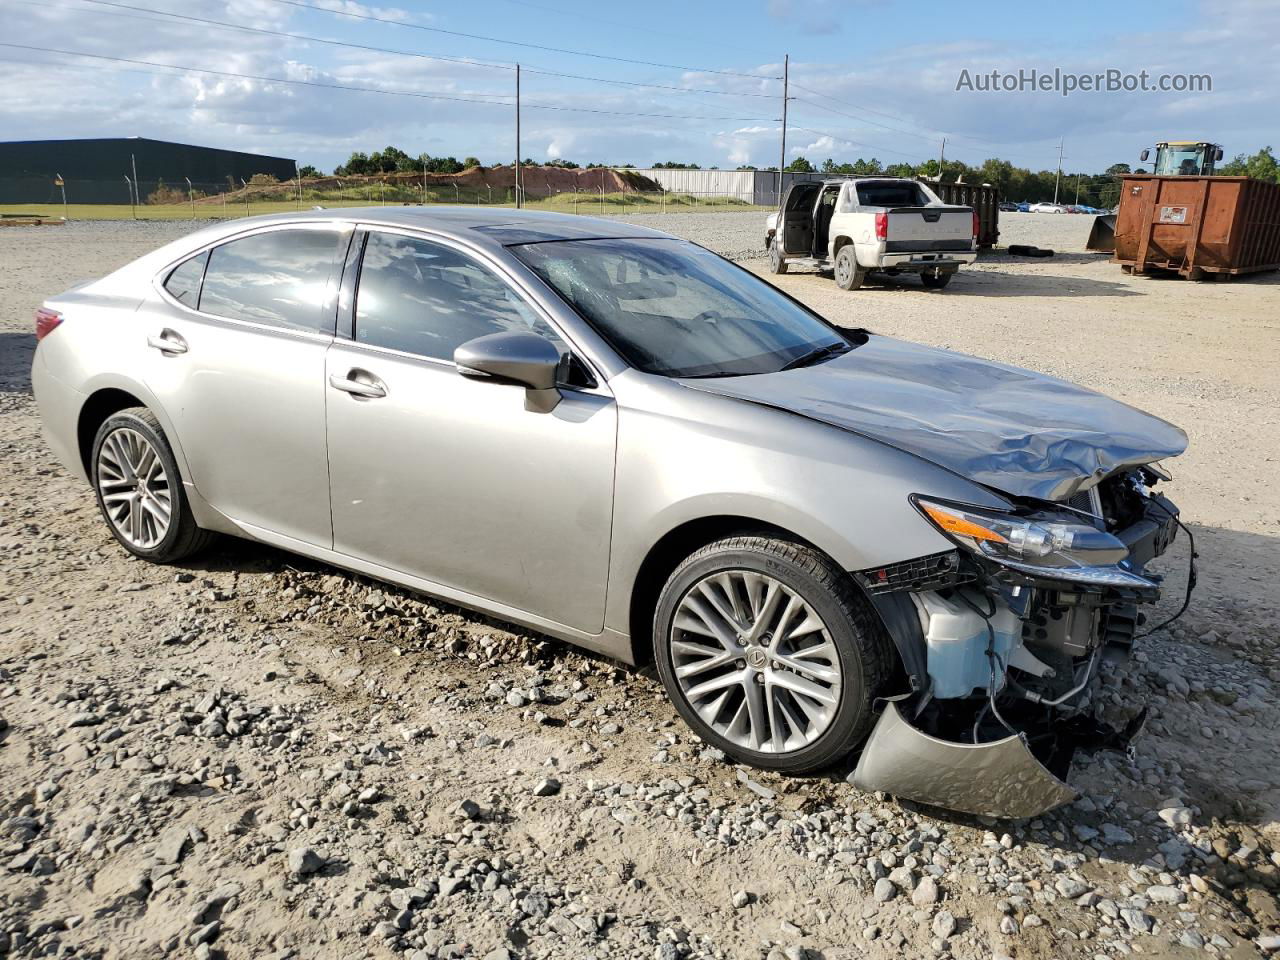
[[768, 237, 788, 274], [653, 536, 892, 773], [91, 407, 215, 563], [921, 268, 953, 290], [834, 245, 864, 291]]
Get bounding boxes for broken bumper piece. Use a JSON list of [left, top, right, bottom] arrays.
[[849, 700, 1077, 819]]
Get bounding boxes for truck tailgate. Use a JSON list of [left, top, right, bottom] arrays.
[[886, 206, 973, 248]]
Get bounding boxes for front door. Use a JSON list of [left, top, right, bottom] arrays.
[[325, 229, 617, 633], [780, 182, 823, 254], [139, 223, 348, 546]]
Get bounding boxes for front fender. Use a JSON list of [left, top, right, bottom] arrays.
[[603, 373, 1006, 638]]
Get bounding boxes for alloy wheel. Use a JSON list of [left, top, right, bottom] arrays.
[[669, 570, 843, 754], [96, 427, 172, 549]]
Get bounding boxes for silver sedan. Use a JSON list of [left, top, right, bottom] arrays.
[[32, 208, 1190, 817]]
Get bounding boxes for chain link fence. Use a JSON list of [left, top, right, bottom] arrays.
[[1, 175, 774, 221]]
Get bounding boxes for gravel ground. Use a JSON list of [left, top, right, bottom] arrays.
[[1, 212, 1278, 960]]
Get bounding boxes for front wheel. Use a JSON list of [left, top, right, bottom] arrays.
[[767, 237, 788, 274], [653, 536, 892, 773], [91, 407, 214, 563], [833, 245, 864, 290], [921, 268, 953, 290]]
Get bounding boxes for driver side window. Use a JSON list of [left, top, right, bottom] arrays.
[[354, 232, 559, 361]]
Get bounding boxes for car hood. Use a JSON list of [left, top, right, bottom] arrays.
[[681, 336, 1187, 501]]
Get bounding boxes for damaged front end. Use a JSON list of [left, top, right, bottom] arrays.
[[850, 465, 1189, 818]]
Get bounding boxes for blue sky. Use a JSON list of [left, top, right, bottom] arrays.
[[1, 0, 1275, 175]]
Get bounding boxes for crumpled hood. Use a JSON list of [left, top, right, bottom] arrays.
[[682, 336, 1187, 501]]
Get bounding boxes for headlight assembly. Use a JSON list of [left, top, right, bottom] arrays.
[[912, 496, 1155, 589]]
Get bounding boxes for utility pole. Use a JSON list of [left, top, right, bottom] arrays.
[[1054, 138, 1064, 203], [777, 53, 789, 201], [131, 153, 139, 208], [1075, 173, 1081, 204], [515, 63, 522, 209], [937, 137, 946, 182]]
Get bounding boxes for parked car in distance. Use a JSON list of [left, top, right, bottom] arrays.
[[765, 178, 977, 290], [32, 207, 1190, 818], [998, 201, 1018, 212], [1016, 202, 1031, 212], [1029, 202, 1069, 213]]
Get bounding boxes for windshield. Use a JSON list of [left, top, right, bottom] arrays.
[[1154, 144, 1206, 176], [511, 238, 851, 378]]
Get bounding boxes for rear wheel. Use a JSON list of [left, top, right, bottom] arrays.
[[921, 268, 953, 290], [768, 237, 788, 274], [91, 407, 214, 563], [834, 245, 864, 290], [654, 536, 891, 773]]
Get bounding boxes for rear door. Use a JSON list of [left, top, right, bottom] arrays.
[[779, 182, 823, 254], [324, 228, 617, 633], [139, 222, 349, 546]]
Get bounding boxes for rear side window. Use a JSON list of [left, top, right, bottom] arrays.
[[354, 231, 557, 361], [164, 251, 207, 307], [855, 182, 930, 207], [199, 229, 339, 333]]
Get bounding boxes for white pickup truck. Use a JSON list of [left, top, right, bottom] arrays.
[[765, 178, 978, 290]]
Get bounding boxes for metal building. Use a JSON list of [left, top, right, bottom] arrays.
[[0, 136, 296, 204], [633, 168, 827, 206]]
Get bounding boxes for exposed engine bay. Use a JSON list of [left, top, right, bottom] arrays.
[[850, 465, 1193, 818]]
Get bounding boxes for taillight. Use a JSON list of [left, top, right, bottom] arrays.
[[874, 212, 888, 241], [35, 308, 63, 341], [972, 210, 980, 239]]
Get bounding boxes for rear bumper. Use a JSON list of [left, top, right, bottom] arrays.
[[32, 344, 88, 483], [878, 252, 977, 270]]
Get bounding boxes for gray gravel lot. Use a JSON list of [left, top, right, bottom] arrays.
[[1, 212, 1277, 960]]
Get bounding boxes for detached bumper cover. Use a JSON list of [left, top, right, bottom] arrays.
[[850, 700, 1077, 818]]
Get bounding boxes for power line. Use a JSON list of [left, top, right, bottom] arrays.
[[0, 42, 780, 121], [64, 0, 779, 100], [259, 0, 778, 80]]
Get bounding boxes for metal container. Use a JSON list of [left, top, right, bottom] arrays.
[[921, 179, 1000, 248], [1113, 174, 1280, 278]]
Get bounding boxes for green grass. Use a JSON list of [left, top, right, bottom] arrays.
[[0, 190, 769, 222]]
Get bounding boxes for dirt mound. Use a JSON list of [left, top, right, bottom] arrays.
[[194, 166, 659, 204]]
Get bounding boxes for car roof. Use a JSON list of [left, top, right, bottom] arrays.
[[236, 206, 672, 248]]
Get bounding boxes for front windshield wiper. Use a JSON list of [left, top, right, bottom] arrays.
[[780, 340, 852, 371]]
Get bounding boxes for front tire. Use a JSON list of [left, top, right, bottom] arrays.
[[767, 237, 788, 274], [653, 536, 891, 773], [91, 407, 214, 563], [834, 245, 864, 290]]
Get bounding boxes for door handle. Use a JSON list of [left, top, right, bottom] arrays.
[[147, 330, 188, 355], [329, 372, 387, 399]]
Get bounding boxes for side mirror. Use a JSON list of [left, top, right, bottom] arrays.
[[1214, 146, 1224, 162], [1139, 148, 1150, 162], [454, 331, 562, 391]]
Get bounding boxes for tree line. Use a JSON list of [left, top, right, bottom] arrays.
[[307, 144, 1280, 205]]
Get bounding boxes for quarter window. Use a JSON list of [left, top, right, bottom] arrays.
[[164, 251, 208, 307], [354, 232, 558, 361], [199, 229, 340, 333]]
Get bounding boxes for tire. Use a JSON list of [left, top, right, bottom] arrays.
[[91, 407, 215, 563], [653, 536, 893, 773], [833, 245, 864, 290], [767, 237, 788, 274], [921, 269, 953, 290]]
